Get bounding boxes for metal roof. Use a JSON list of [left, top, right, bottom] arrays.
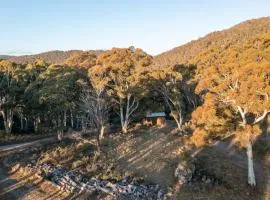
[[146, 112, 166, 118]]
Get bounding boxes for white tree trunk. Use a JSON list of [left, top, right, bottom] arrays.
[[119, 95, 138, 134], [267, 114, 270, 136], [57, 130, 63, 141], [176, 120, 182, 131], [63, 110, 67, 128], [34, 116, 40, 133], [25, 117, 28, 131], [171, 111, 183, 132], [120, 102, 125, 131], [247, 141, 256, 186], [57, 114, 64, 141], [99, 125, 105, 140], [122, 122, 128, 134], [1, 109, 14, 134], [70, 111, 74, 128], [120, 101, 128, 133], [82, 117, 86, 133]]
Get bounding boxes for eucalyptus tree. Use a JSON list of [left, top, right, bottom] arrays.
[[39, 64, 82, 140], [95, 47, 152, 133], [82, 63, 111, 139], [23, 60, 48, 132], [149, 65, 198, 132], [194, 33, 270, 186], [0, 60, 25, 133]]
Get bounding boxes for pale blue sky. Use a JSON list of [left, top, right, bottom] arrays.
[[1, 0, 269, 56]]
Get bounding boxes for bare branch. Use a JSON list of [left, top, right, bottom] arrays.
[[254, 110, 270, 124]]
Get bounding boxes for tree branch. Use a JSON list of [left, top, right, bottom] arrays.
[[254, 110, 270, 124]]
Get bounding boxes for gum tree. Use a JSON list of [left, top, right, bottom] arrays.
[[0, 60, 24, 133], [95, 47, 152, 133], [149, 65, 198, 132], [39, 64, 81, 140], [195, 33, 270, 186]]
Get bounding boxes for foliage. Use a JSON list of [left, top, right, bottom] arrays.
[[6, 50, 103, 65]]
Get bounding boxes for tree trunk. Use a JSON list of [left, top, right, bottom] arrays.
[[122, 122, 128, 134], [120, 101, 125, 132], [76, 115, 79, 129], [2, 109, 14, 134], [96, 134, 101, 153], [63, 110, 67, 128], [24, 117, 28, 131], [34, 116, 40, 133], [171, 111, 183, 132], [266, 114, 270, 136], [20, 114, 24, 131], [70, 111, 74, 128], [176, 120, 182, 131], [57, 129, 63, 141], [237, 106, 258, 186], [247, 140, 256, 186], [99, 125, 105, 140], [119, 95, 138, 134], [57, 114, 64, 141], [34, 121, 38, 133], [82, 117, 86, 133]]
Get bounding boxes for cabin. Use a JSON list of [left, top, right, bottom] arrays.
[[142, 112, 166, 127]]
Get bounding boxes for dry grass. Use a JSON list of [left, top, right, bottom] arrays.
[[0, 164, 71, 200], [1, 124, 269, 200], [108, 125, 187, 187], [175, 145, 269, 200]]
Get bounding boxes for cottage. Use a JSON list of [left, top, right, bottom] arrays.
[[143, 112, 166, 127]]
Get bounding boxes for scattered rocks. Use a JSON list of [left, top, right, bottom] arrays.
[[174, 160, 222, 186], [174, 161, 195, 185], [30, 163, 166, 200]]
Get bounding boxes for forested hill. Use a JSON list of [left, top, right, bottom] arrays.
[[0, 55, 13, 59], [2, 50, 104, 64], [153, 17, 270, 68]]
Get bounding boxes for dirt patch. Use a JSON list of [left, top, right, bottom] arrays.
[[110, 126, 185, 188], [175, 146, 269, 200], [0, 164, 71, 200]]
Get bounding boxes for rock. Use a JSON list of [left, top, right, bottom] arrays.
[[202, 175, 207, 182], [157, 189, 165, 200], [28, 162, 166, 199], [205, 178, 211, 184], [175, 161, 195, 184]]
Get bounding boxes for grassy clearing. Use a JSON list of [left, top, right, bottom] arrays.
[[33, 124, 188, 187], [1, 124, 269, 200]]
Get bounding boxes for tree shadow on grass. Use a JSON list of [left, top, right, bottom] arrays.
[[114, 124, 184, 187], [0, 139, 74, 199], [175, 134, 269, 200]]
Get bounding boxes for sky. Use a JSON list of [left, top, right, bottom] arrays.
[[1, 0, 270, 56]]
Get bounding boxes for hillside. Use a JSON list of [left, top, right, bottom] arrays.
[[0, 55, 13, 60], [0, 16, 270, 200], [153, 17, 270, 68], [2, 50, 104, 64]]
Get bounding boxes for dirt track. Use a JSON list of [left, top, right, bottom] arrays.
[[0, 136, 70, 200], [0, 137, 56, 153]]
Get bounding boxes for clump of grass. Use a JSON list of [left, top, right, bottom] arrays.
[[254, 140, 270, 156], [102, 138, 114, 149]]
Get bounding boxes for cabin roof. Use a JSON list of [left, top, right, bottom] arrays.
[[146, 112, 166, 118]]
